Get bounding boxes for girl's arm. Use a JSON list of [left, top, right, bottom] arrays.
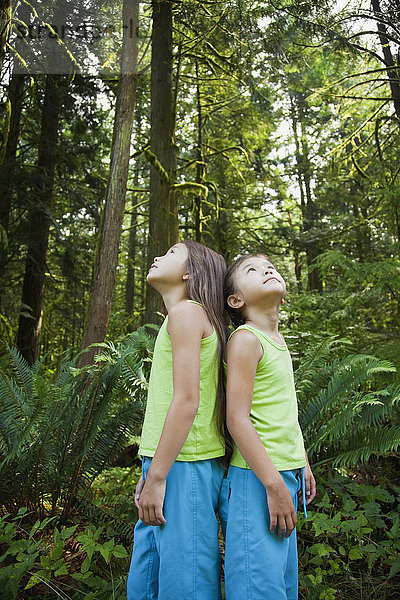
[[138, 302, 205, 526], [226, 329, 297, 538]]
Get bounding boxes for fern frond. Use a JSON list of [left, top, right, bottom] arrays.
[[8, 346, 33, 401], [299, 355, 395, 433], [330, 426, 400, 467]]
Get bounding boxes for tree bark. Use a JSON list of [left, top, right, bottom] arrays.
[[79, 0, 139, 366], [0, 74, 24, 230], [289, 91, 323, 292], [125, 194, 137, 318], [0, 0, 11, 77], [195, 60, 205, 243], [371, 0, 400, 119], [16, 75, 62, 364], [145, 0, 178, 324], [0, 72, 25, 306]]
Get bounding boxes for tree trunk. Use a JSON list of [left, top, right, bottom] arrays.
[[0, 0, 11, 77], [145, 0, 178, 324], [16, 75, 62, 364], [79, 0, 139, 366], [195, 60, 204, 243], [289, 91, 323, 292], [0, 71, 25, 306], [0, 73, 24, 230], [371, 0, 400, 119], [125, 193, 137, 318], [126, 110, 143, 321]]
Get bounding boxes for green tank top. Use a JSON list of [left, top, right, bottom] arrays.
[[138, 301, 224, 461], [230, 325, 306, 471]]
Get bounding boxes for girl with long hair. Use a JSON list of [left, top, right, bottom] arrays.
[[127, 240, 228, 600]]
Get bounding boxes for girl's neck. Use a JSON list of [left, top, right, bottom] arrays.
[[244, 305, 281, 339], [161, 285, 189, 313]]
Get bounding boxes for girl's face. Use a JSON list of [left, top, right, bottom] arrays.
[[230, 256, 286, 308], [147, 243, 189, 289]]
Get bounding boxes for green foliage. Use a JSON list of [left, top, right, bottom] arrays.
[[0, 327, 155, 517], [298, 466, 400, 600], [296, 338, 400, 467], [90, 466, 141, 529], [0, 508, 130, 600]]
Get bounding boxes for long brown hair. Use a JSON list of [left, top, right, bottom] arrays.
[[182, 240, 231, 465]]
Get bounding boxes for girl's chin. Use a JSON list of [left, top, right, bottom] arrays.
[[146, 271, 157, 285]]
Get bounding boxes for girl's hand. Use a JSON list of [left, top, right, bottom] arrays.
[[138, 476, 167, 526], [266, 476, 297, 538], [134, 475, 144, 509], [304, 462, 317, 505]]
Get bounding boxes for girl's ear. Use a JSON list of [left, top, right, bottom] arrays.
[[227, 294, 244, 310]]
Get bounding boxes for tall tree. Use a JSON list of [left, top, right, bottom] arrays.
[[0, 72, 25, 303], [0, 0, 11, 78], [16, 75, 63, 364], [79, 0, 139, 366], [371, 0, 400, 119], [144, 0, 178, 323]]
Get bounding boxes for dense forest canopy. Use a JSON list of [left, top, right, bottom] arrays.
[[0, 0, 398, 366]]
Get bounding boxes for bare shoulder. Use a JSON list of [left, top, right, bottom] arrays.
[[168, 300, 202, 321], [227, 328, 263, 362], [167, 301, 204, 334]]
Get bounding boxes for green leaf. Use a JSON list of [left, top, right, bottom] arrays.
[[54, 564, 69, 577], [40, 555, 50, 568], [60, 525, 77, 540], [349, 547, 363, 560], [309, 543, 335, 557], [50, 543, 64, 561], [24, 574, 41, 590], [72, 571, 93, 581], [100, 547, 112, 563], [112, 544, 128, 558], [81, 555, 91, 573], [389, 559, 400, 578]]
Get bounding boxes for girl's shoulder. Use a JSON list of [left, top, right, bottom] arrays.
[[227, 326, 263, 362], [168, 299, 204, 320], [167, 300, 212, 338], [228, 325, 260, 345]]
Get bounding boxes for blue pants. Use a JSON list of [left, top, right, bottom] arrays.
[[127, 457, 225, 600], [219, 466, 302, 600]]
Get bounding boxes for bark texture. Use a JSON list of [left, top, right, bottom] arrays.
[[371, 0, 400, 119], [0, 72, 25, 306], [144, 0, 178, 324], [16, 75, 62, 364], [79, 0, 139, 366], [0, 0, 11, 76]]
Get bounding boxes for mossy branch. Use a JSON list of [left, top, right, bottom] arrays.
[[171, 182, 209, 197], [143, 148, 169, 183]]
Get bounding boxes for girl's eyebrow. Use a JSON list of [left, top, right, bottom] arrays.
[[241, 261, 273, 271]]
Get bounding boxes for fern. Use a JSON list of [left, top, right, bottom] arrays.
[[296, 340, 400, 468], [0, 327, 154, 517]]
